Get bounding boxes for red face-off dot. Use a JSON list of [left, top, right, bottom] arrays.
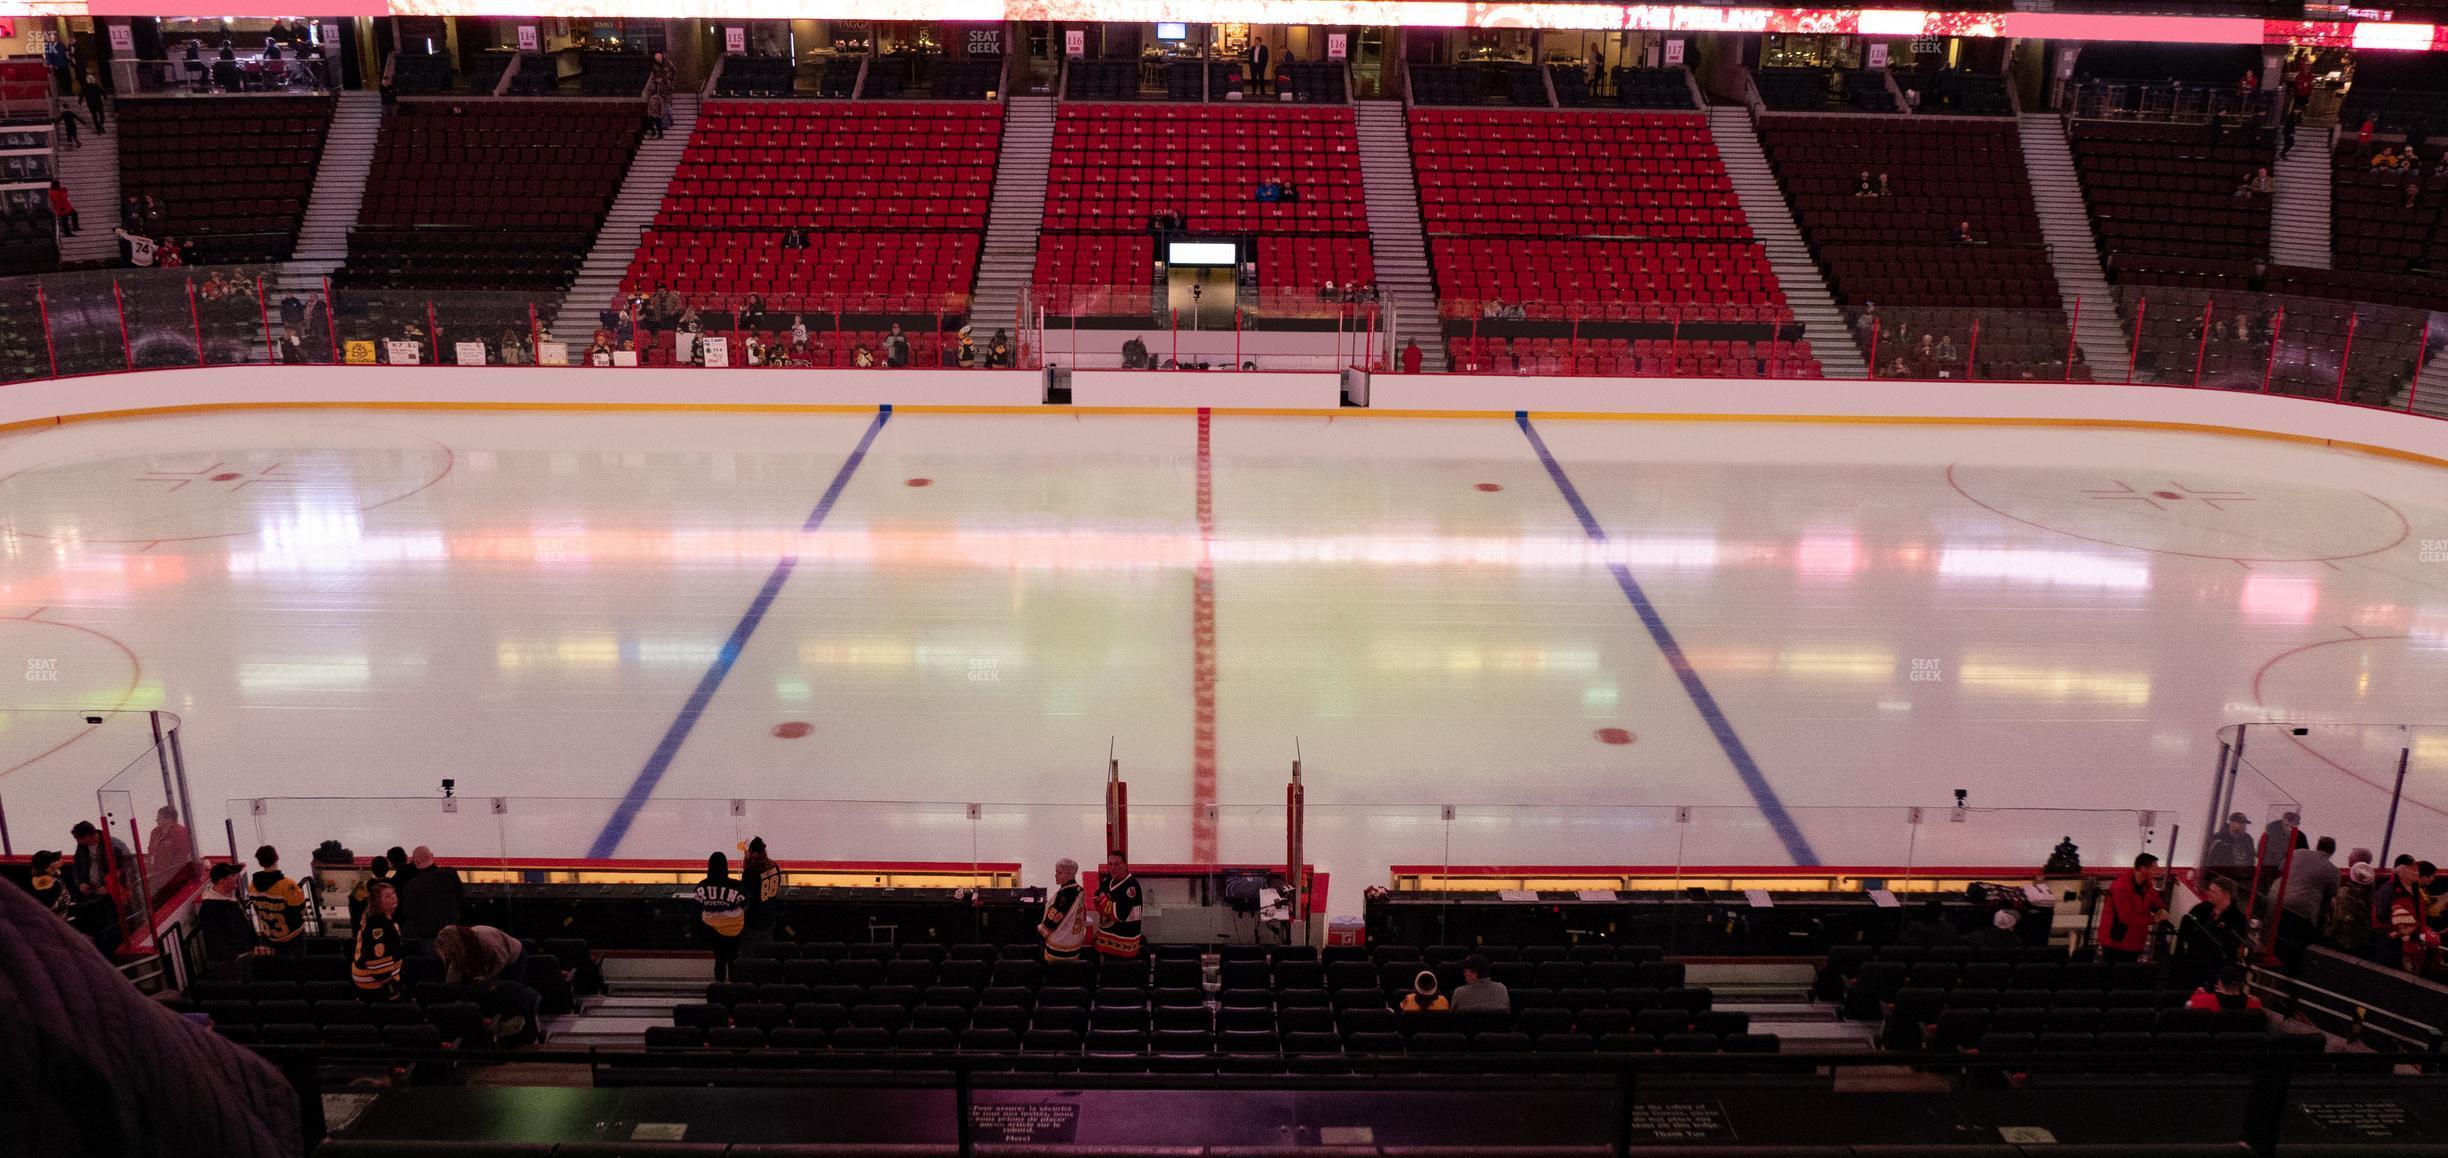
[[1594, 727, 1636, 746], [210, 472, 242, 481], [2153, 491, 2184, 501], [1475, 483, 1503, 492], [905, 478, 934, 487], [771, 721, 813, 739]]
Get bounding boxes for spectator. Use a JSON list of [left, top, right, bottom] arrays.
[[1953, 220, 1976, 244], [2248, 167, 2273, 195], [396, 845, 463, 939], [1321, 279, 1340, 302], [351, 880, 405, 1000], [246, 844, 308, 954], [1255, 178, 1281, 203], [2329, 850, 2377, 954], [1900, 898, 1959, 948], [158, 237, 183, 269], [1450, 955, 1510, 1012], [2098, 853, 2166, 964], [47, 181, 75, 236], [1250, 41, 1270, 97], [695, 851, 747, 983], [498, 328, 527, 366], [196, 861, 257, 971], [1402, 338, 1422, 374], [741, 835, 783, 942], [955, 326, 977, 368], [68, 820, 132, 933], [1967, 907, 2024, 952], [2388, 869, 2439, 974], [1399, 970, 1447, 1012], [740, 293, 766, 332], [587, 334, 615, 365], [852, 345, 874, 367], [1092, 849, 1144, 960], [789, 314, 810, 349], [2187, 964, 2262, 1012], [1120, 335, 1147, 369], [2426, 860, 2448, 933], [644, 89, 667, 140], [986, 329, 1012, 368], [2405, 181, 2422, 211], [2204, 812, 2257, 882], [2176, 877, 2251, 989], [883, 322, 910, 368], [434, 924, 541, 1045], [25, 849, 69, 918], [1876, 173, 1892, 197], [1854, 170, 1875, 197], [80, 72, 105, 134], [647, 50, 677, 101], [434, 923, 525, 985], [1039, 856, 1089, 962], [2278, 835, 2339, 970], [145, 805, 192, 884], [742, 334, 765, 366], [1279, 180, 1299, 203]]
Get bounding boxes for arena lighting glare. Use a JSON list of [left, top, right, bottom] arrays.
[[12, 0, 2444, 51]]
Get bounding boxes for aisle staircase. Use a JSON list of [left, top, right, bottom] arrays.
[[543, 955, 699, 1048], [1706, 105, 1867, 379], [1353, 100, 1444, 371], [968, 95, 1055, 342], [2270, 125, 2334, 269], [2016, 113, 2132, 378], [278, 89, 381, 296], [1690, 962, 1880, 1054], [2405, 354, 2448, 418], [52, 112, 119, 265], [551, 94, 699, 339]]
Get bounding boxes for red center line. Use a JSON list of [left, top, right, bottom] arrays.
[[1191, 408, 1219, 864]]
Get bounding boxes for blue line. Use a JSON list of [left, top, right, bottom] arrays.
[[1513, 412, 1820, 865], [587, 406, 894, 858]]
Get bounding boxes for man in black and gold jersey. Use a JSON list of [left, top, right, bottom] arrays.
[[352, 880, 405, 999], [1092, 850, 1144, 960], [248, 844, 309, 954]]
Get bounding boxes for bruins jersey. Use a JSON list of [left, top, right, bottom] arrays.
[[352, 912, 403, 991], [249, 869, 307, 943]]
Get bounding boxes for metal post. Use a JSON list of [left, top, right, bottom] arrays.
[[2263, 306, 2283, 393], [1865, 317, 1879, 379], [2192, 297, 2214, 388], [256, 276, 275, 364], [2127, 296, 2146, 383], [186, 277, 203, 365], [2206, 729, 2238, 871], [224, 816, 239, 864], [127, 817, 158, 954], [2063, 295, 2080, 381], [2381, 742, 2412, 867], [147, 711, 174, 820], [1965, 317, 1980, 380], [322, 278, 340, 364], [168, 722, 195, 853], [1104, 756, 1128, 862], [36, 285, 55, 377], [2335, 311, 2358, 402], [2409, 335, 2428, 415], [113, 280, 132, 370], [1286, 757, 1306, 946]]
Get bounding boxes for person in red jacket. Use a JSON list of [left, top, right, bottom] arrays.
[[2187, 964, 2263, 1012], [2099, 852, 2167, 964], [1401, 339, 1423, 375], [46, 180, 76, 236]]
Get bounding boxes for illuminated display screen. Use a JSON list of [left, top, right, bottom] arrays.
[[1168, 241, 1240, 266]]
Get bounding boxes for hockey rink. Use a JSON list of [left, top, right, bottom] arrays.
[[0, 405, 2443, 906]]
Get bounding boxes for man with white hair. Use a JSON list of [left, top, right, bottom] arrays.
[[1039, 857, 1089, 962]]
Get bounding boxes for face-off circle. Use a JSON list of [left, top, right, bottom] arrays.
[[0, 424, 454, 545], [2252, 634, 2448, 817], [1944, 462, 2408, 563]]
